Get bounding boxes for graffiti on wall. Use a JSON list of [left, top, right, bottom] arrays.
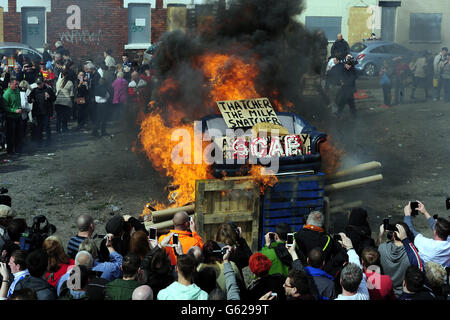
[[58, 29, 103, 45]]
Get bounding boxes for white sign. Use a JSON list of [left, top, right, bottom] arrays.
[[27, 17, 38, 24], [135, 18, 146, 27]]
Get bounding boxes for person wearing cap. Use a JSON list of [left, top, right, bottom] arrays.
[[28, 77, 56, 147], [158, 211, 204, 266], [22, 63, 37, 85], [3, 79, 23, 155], [0, 205, 15, 252]]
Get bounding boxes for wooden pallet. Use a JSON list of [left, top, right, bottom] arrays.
[[195, 178, 261, 252]]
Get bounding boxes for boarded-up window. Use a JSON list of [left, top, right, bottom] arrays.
[[167, 5, 187, 33], [410, 13, 442, 42], [128, 3, 151, 44], [305, 16, 342, 42]]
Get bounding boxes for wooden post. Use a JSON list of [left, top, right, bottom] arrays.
[[324, 174, 383, 192], [326, 161, 382, 180]]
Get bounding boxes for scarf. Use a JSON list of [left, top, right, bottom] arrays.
[[303, 224, 325, 233], [8, 269, 30, 298]]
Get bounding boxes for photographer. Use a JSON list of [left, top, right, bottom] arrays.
[[377, 220, 421, 297], [335, 54, 358, 118], [403, 201, 450, 266], [260, 223, 292, 277]]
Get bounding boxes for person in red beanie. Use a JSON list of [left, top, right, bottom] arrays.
[[247, 253, 286, 301]]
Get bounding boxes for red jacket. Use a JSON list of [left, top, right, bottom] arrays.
[[365, 270, 396, 300], [45, 259, 75, 287]]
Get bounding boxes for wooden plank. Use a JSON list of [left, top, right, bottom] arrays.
[[195, 180, 206, 237], [203, 212, 254, 224], [251, 192, 261, 252], [197, 179, 258, 191]]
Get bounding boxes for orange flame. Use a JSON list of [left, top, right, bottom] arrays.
[[319, 136, 344, 175], [137, 52, 316, 213]]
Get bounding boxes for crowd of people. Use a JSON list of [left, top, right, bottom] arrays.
[[0, 41, 155, 156], [324, 34, 450, 114], [0, 193, 448, 300], [377, 47, 450, 108]]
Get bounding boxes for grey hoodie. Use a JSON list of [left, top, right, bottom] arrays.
[[378, 241, 410, 297]]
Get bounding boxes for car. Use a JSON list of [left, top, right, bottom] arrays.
[[200, 111, 327, 177], [0, 42, 43, 65], [350, 40, 414, 77]]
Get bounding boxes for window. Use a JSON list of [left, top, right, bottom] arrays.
[[22, 49, 42, 62], [370, 45, 387, 54], [305, 16, 342, 42], [350, 42, 367, 53], [410, 13, 442, 42], [126, 3, 151, 49]]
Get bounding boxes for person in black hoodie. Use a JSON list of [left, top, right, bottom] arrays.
[[344, 208, 376, 256], [28, 77, 56, 147], [14, 249, 56, 300], [336, 55, 358, 118]]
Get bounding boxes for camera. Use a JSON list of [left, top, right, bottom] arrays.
[[269, 232, 275, 242], [410, 201, 419, 217], [333, 234, 342, 242], [19, 215, 56, 251], [383, 219, 398, 232], [344, 56, 358, 66], [286, 233, 294, 247], [213, 246, 230, 256]]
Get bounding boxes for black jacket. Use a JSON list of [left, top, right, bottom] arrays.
[[15, 275, 57, 300], [339, 67, 358, 92], [331, 39, 350, 60], [247, 274, 286, 301], [229, 237, 253, 270], [28, 86, 56, 116]]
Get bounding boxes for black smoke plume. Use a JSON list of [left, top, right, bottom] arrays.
[[151, 0, 328, 120]]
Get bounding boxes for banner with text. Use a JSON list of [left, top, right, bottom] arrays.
[[216, 98, 282, 129]]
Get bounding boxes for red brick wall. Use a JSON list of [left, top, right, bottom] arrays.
[[2, 0, 169, 64]]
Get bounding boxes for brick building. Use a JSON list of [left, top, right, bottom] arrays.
[[0, 0, 225, 63]]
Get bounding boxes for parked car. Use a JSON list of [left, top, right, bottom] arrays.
[[0, 42, 43, 65], [350, 40, 414, 77]]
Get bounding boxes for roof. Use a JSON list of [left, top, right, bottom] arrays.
[[0, 42, 39, 50]]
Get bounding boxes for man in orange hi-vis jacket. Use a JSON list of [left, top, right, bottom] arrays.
[[158, 211, 204, 266]]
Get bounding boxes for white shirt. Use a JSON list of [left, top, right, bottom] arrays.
[[334, 249, 370, 300], [414, 234, 450, 266]]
